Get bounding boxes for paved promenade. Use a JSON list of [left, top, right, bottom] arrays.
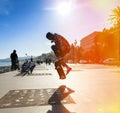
[[0, 63, 120, 113]]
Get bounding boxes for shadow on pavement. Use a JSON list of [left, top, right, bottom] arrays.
[[0, 87, 75, 109], [47, 85, 75, 113]]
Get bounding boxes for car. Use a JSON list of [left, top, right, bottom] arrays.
[[103, 58, 120, 65], [67, 60, 73, 63], [79, 60, 88, 64]]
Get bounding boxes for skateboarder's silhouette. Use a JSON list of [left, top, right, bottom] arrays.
[[46, 32, 72, 79]]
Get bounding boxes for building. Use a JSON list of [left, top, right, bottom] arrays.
[[80, 31, 115, 63], [80, 31, 101, 63], [80, 31, 100, 54]]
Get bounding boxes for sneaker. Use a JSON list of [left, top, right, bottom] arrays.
[[66, 67, 72, 75], [60, 76, 66, 79]]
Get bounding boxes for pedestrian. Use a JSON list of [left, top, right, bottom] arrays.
[[30, 56, 33, 62], [46, 32, 72, 79], [10, 50, 19, 71]]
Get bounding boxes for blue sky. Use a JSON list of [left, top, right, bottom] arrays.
[[0, 0, 120, 59]]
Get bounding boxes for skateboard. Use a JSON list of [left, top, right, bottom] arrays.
[[55, 61, 66, 79]]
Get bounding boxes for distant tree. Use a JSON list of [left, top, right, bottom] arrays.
[[109, 6, 120, 28]]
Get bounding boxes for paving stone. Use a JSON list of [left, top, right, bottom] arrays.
[[0, 86, 75, 108]]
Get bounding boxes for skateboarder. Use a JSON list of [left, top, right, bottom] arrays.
[[46, 32, 72, 79]]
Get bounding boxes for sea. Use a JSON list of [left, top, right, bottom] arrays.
[[0, 61, 11, 67], [0, 56, 32, 67]]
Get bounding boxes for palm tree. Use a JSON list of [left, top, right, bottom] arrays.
[[109, 6, 120, 28], [109, 6, 120, 64]]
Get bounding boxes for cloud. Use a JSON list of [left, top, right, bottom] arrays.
[[0, 0, 11, 15]]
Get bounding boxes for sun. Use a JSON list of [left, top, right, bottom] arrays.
[[56, 1, 73, 16]]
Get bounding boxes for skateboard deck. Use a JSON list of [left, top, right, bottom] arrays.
[[55, 61, 66, 79]]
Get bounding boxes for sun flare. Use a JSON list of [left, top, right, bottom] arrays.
[[56, 1, 73, 16]]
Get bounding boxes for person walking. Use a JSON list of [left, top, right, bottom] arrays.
[[10, 50, 19, 71]]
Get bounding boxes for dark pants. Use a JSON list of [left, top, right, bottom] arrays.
[[11, 60, 17, 70]]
